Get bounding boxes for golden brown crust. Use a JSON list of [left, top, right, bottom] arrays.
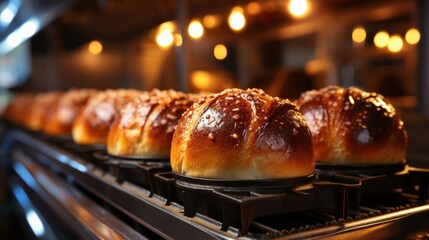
[[107, 89, 199, 158], [296, 85, 407, 165], [43, 89, 98, 136], [171, 88, 315, 180], [72, 89, 141, 145], [3, 92, 35, 126], [25, 92, 62, 132]]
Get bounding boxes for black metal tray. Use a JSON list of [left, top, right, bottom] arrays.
[[153, 172, 360, 235], [315, 161, 407, 175], [92, 151, 172, 195], [5, 128, 429, 239]]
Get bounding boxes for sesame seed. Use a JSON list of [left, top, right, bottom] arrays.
[[232, 108, 240, 111], [231, 133, 238, 139], [166, 113, 177, 120], [160, 119, 167, 125], [293, 122, 300, 128], [166, 126, 174, 133], [225, 97, 234, 100], [208, 133, 214, 140], [205, 114, 210, 119], [233, 114, 240, 120]]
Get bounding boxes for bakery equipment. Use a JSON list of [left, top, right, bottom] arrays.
[[2, 126, 429, 239]]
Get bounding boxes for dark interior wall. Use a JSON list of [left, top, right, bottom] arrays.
[[29, 39, 147, 91]]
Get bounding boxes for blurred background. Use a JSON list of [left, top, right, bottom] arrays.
[[0, 0, 422, 98], [0, 0, 428, 166], [0, 0, 428, 238], [0, 2, 427, 152]]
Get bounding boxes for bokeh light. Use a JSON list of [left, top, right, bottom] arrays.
[[405, 28, 420, 45], [352, 26, 366, 43], [88, 40, 102, 55], [188, 19, 204, 39], [228, 7, 246, 32], [214, 44, 227, 60], [388, 35, 403, 53], [156, 31, 174, 48], [374, 31, 389, 48], [288, 0, 309, 18], [203, 15, 220, 29]]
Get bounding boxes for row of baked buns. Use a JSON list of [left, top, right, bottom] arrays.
[[171, 86, 407, 179], [3, 88, 202, 159], [4, 89, 98, 135], [3, 86, 407, 181]]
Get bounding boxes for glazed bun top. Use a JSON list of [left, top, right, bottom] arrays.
[[107, 89, 199, 158], [296, 85, 407, 165], [171, 88, 315, 180], [43, 89, 98, 136], [72, 89, 141, 145]]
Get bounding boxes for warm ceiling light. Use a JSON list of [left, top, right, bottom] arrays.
[[214, 44, 227, 60], [156, 30, 174, 48], [288, 0, 309, 18], [246, 2, 262, 15], [352, 26, 366, 43], [405, 28, 420, 45], [174, 34, 182, 47], [388, 35, 403, 53], [191, 71, 211, 90], [374, 31, 390, 48], [88, 40, 102, 55], [188, 19, 204, 39], [228, 6, 246, 32], [159, 21, 175, 32], [203, 15, 220, 29]]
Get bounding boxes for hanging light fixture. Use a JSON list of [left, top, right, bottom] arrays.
[[387, 34, 403, 53], [188, 19, 204, 39], [228, 6, 246, 32], [288, 0, 309, 18]]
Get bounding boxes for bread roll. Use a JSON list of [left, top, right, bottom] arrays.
[[43, 89, 98, 136], [3, 92, 34, 126], [25, 92, 62, 132], [171, 88, 315, 180], [72, 89, 141, 145], [107, 89, 199, 158], [296, 86, 407, 165]]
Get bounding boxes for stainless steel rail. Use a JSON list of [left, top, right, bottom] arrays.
[[7, 130, 237, 240], [10, 148, 146, 240]]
